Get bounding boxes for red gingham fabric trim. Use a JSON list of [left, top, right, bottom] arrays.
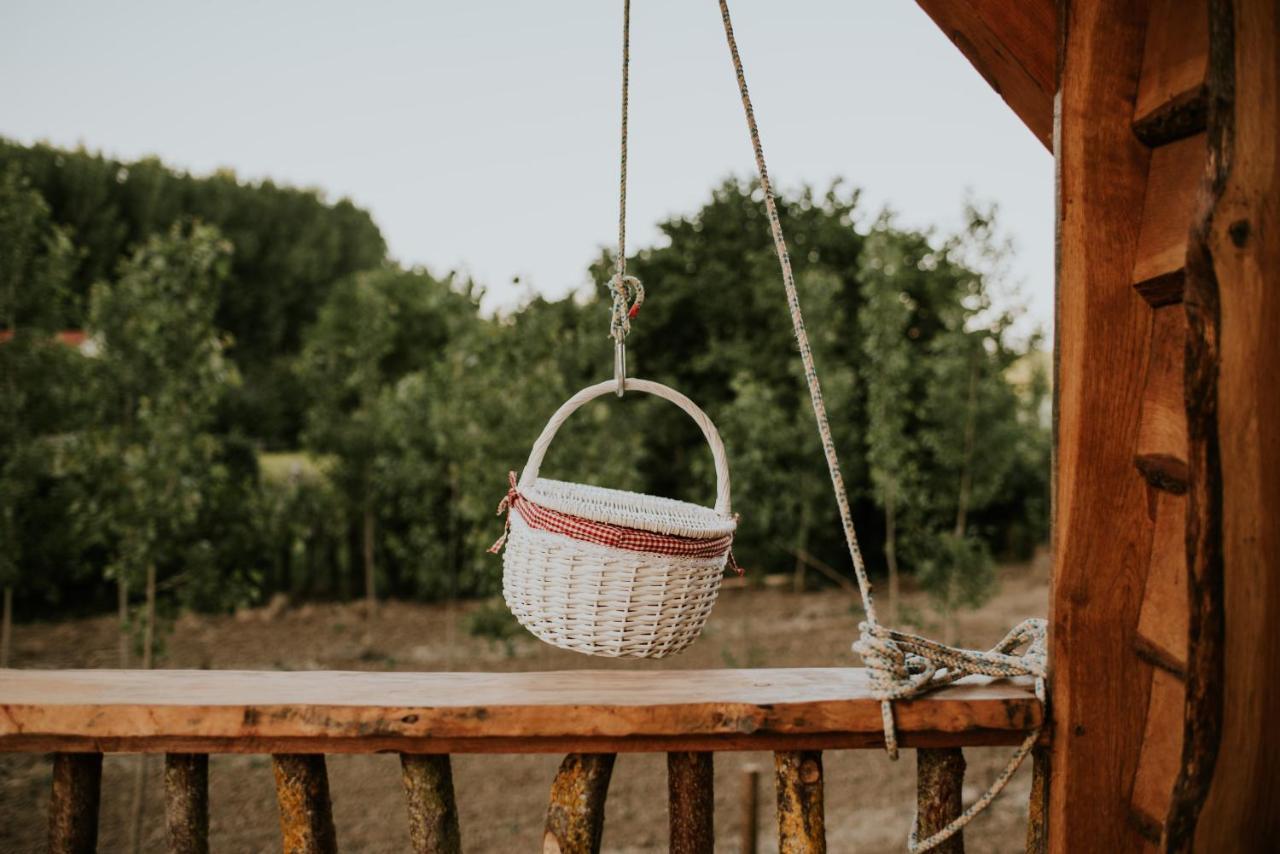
[[489, 473, 739, 571]]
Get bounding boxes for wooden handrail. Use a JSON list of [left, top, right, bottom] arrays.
[[0, 667, 1041, 754]]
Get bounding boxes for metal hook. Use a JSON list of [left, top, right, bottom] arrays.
[[614, 339, 626, 397]]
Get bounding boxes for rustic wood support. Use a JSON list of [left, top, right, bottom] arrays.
[[667, 752, 713, 853], [1025, 746, 1049, 853], [916, 748, 966, 854], [740, 765, 760, 854], [399, 754, 461, 854], [48, 753, 102, 854], [164, 753, 208, 854], [774, 750, 824, 854], [543, 753, 615, 854], [1132, 0, 1210, 145], [272, 754, 337, 854], [1131, 134, 1206, 309]]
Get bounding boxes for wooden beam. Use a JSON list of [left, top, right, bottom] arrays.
[[544, 753, 615, 854], [774, 751, 824, 854], [400, 754, 461, 854], [164, 754, 209, 854], [0, 668, 1042, 754], [914, 0, 1056, 149], [48, 753, 102, 854], [667, 752, 714, 853], [1168, 0, 1280, 848], [1050, 0, 1156, 850], [1132, 0, 1210, 145], [916, 748, 966, 854], [272, 754, 337, 854]]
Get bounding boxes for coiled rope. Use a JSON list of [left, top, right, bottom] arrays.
[[715, 1, 1047, 850]]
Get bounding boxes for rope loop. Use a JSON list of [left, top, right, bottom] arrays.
[[609, 273, 645, 341]]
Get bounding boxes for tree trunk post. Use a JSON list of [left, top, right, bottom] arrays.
[[667, 752, 713, 853], [774, 750, 824, 854], [916, 747, 966, 854], [164, 754, 208, 854], [49, 753, 103, 854], [272, 754, 337, 854], [543, 753, 616, 854], [740, 765, 760, 854], [400, 754, 461, 854]]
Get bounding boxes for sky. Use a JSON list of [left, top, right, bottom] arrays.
[[1, 0, 1054, 335]]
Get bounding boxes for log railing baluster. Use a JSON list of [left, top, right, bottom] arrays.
[[916, 748, 966, 854], [400, 754, 461, 854], [667, 751, 713, 853], [543, 753, 615, 854], [49, 752, 103, 854], [164, 753, 208, 854], [1025, 745, 1049, 853], [272, 754, 337, 854], [774, 750, 824, 853]]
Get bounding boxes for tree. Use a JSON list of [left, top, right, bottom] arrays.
[[0, 166, 81, 666]]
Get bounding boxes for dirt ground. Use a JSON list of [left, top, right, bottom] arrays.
[[0, 555, 1049, 853]]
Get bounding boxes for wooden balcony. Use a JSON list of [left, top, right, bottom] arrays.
[[1, 667, 1045, 852]]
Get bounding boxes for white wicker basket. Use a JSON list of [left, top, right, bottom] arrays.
[[501, 378, 736, 658]]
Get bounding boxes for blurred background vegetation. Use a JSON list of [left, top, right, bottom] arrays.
[[0, 138, 1050, 664]]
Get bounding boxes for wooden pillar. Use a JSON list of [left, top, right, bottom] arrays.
[[774, 750, 824, 854], [400, 754, 461, 854], [543, 753, 615, 854], [1049, 0, 1156, 850], [667, 752, 713, 853], [164, 754, 208, 854], [1025, 746, 1049, 853], [1169, 0, 1280, 848], [272, 754, 337, 854], [48, 753, 103, 854], [916, 748, 965, 854]]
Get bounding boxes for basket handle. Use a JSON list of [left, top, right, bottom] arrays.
[[518, 378, 732, 516]]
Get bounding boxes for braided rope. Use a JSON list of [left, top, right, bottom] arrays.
[[716, 2, 1047, 849], [610, 0, 644, 344]]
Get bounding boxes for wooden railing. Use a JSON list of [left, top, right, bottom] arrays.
[[0, 667, 1047, 852]]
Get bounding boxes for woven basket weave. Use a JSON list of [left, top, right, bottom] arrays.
[[502, 378, 735, 658]]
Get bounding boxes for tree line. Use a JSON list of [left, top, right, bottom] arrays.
[[0, 141, 1049, 663]]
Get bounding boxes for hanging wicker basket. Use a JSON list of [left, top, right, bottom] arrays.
[[498, 378, 736, 658]]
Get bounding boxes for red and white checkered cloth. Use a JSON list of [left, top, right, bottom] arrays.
[[489, 472, 739, 572]]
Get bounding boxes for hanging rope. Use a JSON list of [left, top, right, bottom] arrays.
[[715, 1, 1046, 850], [610, 0, 644, 347]]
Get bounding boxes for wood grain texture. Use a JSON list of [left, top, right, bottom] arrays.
[[48, 752, 102, 854], [1132, 133, 1207, 307], [774, 751, 824, 854], [272, 754, 336, 854], [1128, 666, 1185, 840], [1172, 0, 1280, 848], [1050, 0, 1156, 850], [0, 668, 1041, 754], [914, 0, 1056, 148], [917, 748, 966, 854], [667, 752, 714, 854], [400, 754, 461, 854], [1135, 489, 1189, 674], [1133, 0, 1210, 145], [544, 753, 615, 854], [1135, 306, 1191, 491], [1025, 746, 1049, 853], [164, 753, 208, 854]]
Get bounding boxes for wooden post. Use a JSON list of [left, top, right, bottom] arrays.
[[774, 750, 824, 854], [164, 754, 208, 854], [916, 748, 966, 854], [1025, 746, 1049, 853], [272, 754, 337, 854], [49, 753, 103, 854], [400, 754, 461, 854], [543, 753, 615, 854], [740, 766, 760, 854], [667, 752, 713, 853]]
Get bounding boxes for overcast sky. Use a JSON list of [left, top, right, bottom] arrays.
[[2, 0, 1053, 334]]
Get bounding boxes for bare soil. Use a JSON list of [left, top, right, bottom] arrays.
[[0, 555, 1049, 853]]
